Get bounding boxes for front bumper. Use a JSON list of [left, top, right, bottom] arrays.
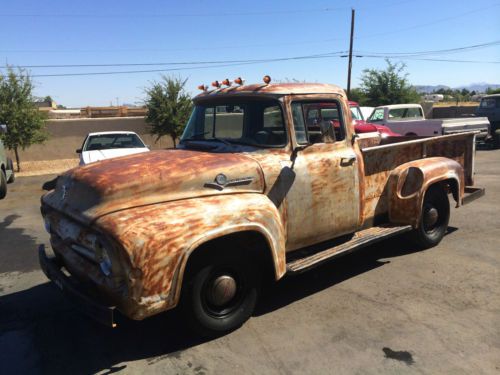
[[38, 244, 118, 328]]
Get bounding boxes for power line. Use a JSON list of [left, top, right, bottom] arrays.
[[16, 55, 498, 78], [1, 52, 346, 69], [355, 40, 500, 57], [0, 4, 497, 54], [3, 39, 499, 70], [347, 3, 500, 40], [0, 1, 413, 18]]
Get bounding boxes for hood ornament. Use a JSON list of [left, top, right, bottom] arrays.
[[204, 173, 253, 191]]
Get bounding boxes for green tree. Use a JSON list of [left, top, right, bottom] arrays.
[[0, 67, 48, 171], [358, 60, 421, 106], [347, 87, 367, 105], [486, 87, 500, 95], [145, 76, 192, 148]]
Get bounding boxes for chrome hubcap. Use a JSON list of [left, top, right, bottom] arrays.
[[424, 207, 439, 228], [208, 275, 237, 307]]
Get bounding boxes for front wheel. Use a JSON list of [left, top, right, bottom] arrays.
[[410, 184, 450, 249], [182, 250, 260, 337]]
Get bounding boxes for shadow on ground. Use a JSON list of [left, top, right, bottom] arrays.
[[0, 228, 458, 374], [0, 214, 40, 273]]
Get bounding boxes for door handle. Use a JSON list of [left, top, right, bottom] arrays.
[[341, 156, 356, 166]]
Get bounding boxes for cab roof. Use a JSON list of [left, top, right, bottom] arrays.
[[194, 83, 346, 100]]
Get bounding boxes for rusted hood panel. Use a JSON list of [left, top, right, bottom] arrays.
[[42, 149, 265, 223]]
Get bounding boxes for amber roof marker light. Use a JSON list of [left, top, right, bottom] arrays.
[[211, 80, 221, 88], [221, 78, 232, 86], [197, 84, 208, 91], [263, 75, 271, 84], [234, 77, 245, 85]]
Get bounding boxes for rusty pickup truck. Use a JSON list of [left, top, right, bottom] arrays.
[[39, 79, 484, 336]]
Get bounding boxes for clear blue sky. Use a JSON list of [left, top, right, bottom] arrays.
[[1, 0, 499, 107]]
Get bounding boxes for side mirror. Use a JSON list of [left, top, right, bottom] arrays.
[[352, 133, 359, 145], [76, 148, 82, 153], [0, 124, 7, 134]]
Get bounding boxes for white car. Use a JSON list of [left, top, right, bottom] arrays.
[[77, 131, 150, 165]]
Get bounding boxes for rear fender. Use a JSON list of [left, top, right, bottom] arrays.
[[388, 157, 464, 227]]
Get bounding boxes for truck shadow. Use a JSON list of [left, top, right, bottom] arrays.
[[0, 227, 457, 374], [0, 214, 40, 274]]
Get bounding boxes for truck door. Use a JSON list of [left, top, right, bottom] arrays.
[[284, 100, 360, 251]]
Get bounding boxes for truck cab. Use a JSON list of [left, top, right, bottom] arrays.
[[39, 80, 484, 336], [476, 94, 500, 147]]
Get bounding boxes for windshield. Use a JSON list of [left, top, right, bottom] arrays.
[[368, 108, 384, 122], [350, 105, 363, 120], [180, 99, 287, 148], [84, 133, 146, 151]]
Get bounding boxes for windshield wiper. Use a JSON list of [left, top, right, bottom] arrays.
[[181, 131, 231, 146]]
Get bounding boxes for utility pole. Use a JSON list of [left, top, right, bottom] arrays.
[[346, 8, 355, 97]]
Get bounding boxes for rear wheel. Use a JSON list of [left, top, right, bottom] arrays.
[[410, 184, 450, 249], [182, 249, 260, 337], [0, 170, 7, 199]]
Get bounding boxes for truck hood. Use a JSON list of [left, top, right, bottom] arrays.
[[43, 149, 265, 223], [354, 120, 401, 136]]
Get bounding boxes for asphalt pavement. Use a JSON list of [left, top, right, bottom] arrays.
[[0, 149, 499, 374]]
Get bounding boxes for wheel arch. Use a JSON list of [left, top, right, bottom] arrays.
[[388, 157, 464, 227], [172, 226, 282, 308]]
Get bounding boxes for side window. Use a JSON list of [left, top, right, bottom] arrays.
[[388, 108, 405, 119], [369, 108, 384, 121], [292, 101, 346, 145], [405, 107, 423, 118]]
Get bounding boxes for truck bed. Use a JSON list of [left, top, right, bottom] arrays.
[[358, 132, 476, 225]]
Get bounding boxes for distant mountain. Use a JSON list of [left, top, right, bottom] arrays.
[[414, 85, 450, 93], [414, 83, 500, 93]]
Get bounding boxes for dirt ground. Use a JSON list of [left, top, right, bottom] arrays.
[[0, 149, 499, 374]]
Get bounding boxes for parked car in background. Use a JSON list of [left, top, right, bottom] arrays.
[[304, 102, 399, 139], [77, 131, 150, 165], [368, 104, 490, 141], [0, 124, 15, 200], [359, 106, 375, 121], [476, 94, 500, 148], [348, 101, 400, 137]]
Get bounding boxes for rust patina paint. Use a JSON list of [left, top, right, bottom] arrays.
[[41, 83, 477, 321]]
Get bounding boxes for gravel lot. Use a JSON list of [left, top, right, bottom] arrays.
[[0, 149, 499, 374]]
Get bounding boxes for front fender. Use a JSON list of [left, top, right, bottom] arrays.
[[97, 193, 285, 319], [388, 157, 464, 227]]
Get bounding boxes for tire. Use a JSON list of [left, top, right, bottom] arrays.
[[493, 129, 500, 149], [182, 249, 260, 337], [410, 184, 450, 249], [6, 158, 15, 183], [0, 170, 7, 199]]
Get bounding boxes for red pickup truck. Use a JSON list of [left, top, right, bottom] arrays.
[[306, 101, 400, 138], [349, 101, 400, 136]]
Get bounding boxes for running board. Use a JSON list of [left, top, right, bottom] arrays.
[[286, 225, 412, 274]]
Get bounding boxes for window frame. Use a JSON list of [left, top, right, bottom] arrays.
[[183, 97, 289, 149], [290, 99, 348, 146]]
